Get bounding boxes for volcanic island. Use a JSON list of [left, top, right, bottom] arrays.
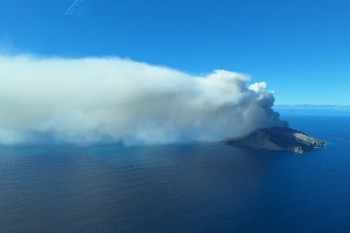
[[223, 127, 325, 153]]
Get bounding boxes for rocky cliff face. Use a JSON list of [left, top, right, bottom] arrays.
[[223, 127, 325, 153]]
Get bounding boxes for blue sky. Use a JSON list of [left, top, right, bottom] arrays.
[[0, 0, 349, 105]]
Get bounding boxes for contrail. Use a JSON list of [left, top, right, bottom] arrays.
[[64, 0, 88, 16]]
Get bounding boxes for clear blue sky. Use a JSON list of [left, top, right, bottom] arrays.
[[0, 0, 349, 105]]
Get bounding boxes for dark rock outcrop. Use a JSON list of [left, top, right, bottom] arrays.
[[223, 127, 325, 153]]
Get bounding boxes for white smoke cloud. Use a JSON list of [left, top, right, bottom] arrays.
[[0, 54, 286, 146]]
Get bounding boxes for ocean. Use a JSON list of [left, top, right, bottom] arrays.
[[1, 114, 350, 233]]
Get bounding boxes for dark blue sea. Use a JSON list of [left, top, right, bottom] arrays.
[[1, 114, 350, 233]]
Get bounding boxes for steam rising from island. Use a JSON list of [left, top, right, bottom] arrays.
[[0, 55, 287, 146]]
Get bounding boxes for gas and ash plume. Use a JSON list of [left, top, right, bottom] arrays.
[[0, 55, 287, 146]]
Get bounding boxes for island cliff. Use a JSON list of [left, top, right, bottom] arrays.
[[223, 127, 325, 153]]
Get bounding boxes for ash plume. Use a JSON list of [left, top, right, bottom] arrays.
[[0, 55, 287, 146]]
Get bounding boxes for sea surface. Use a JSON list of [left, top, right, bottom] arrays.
[[1, 114, 350, 233]]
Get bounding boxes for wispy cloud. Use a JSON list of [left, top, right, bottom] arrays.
[[64, 0, 88, 17]]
